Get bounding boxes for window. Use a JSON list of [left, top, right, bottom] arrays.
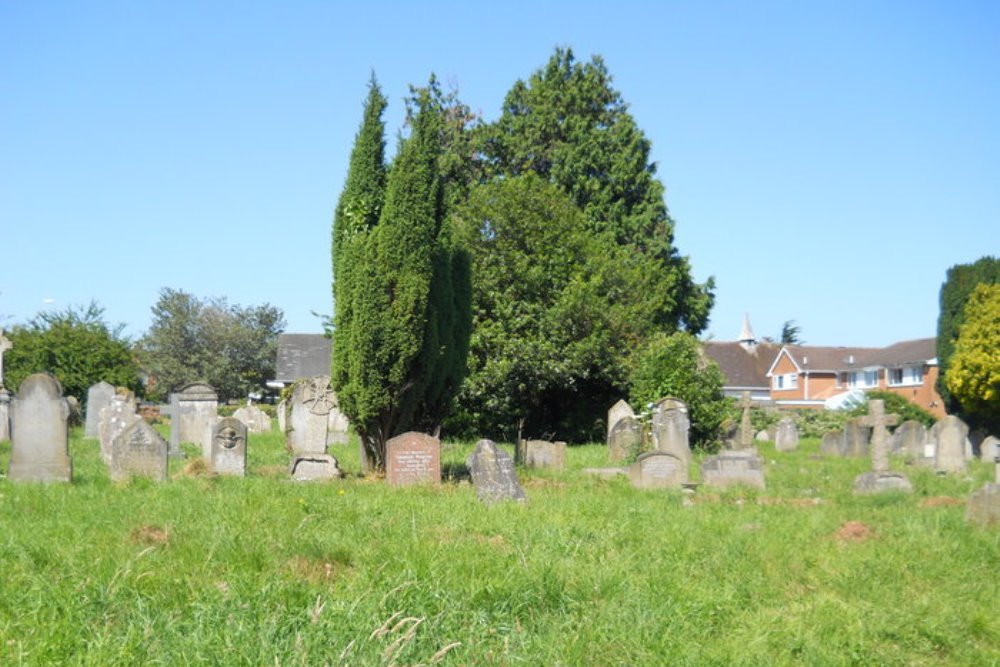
[[848, 371, 878, 388], [772, 373, 798, 391], [888, 365, 923, 387]]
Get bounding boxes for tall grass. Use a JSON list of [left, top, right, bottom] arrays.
[[0, 425, 997, 665]]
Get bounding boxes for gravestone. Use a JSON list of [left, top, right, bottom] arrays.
[[7, 374, 72, 482], [0, 329, 12, 387], [326, 398, 351, 446], [0, 388, 10, 442], [520, 439, 567, 470], [755, 429, 770, 442], [286, 377, 335, 455], [232, 405, 271, 434], [467, 439, 526, 504], [844, 419, 871, 457], [385, 432, 441, 486], [774, 417, 799, 452], [965, 454, 1000, 527], [821, 430, 847, 456], [888, 420, 928, 459], [290, 454, 342, 481], [169, 383, 218, 459], [701, 450, 765, 490], [211, 417, 247, 476], [736, 391, 755, 449], [110, 419, 168, 482], [854, 399, 910, 494], [99, 393, 140, 464], [84, 381, 116, 438], [980, 436, 1000, 463], [934, 415, 969, 474], [650, 397, 691, 464], [608, 416, 641, 462], [630, 451, 687, 489], [606, 399, 635, 442], [276, 399, 287, 433]]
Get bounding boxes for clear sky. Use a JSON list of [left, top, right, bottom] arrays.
[[2, 1, 998, 348]]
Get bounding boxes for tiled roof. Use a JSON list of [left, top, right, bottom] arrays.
[[781, 338, 937, 373], [704, 342, 781, 389], [275, 334, 332, 383]]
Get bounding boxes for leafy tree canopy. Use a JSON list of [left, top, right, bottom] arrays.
[[3, 301, 140, 403], [944, 283, 1000, 432]]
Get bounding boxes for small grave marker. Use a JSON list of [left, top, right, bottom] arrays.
[[211, 417, 248, 476], [467, 439, 526, 504], [110, 420, 168, 482], [386, 432, 441, 486], [630, 451, 687, 489]]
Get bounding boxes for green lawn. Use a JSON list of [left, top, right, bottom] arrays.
[[0, 426, 997, 666]]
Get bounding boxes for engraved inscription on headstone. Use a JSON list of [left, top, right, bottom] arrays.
[[701, 450, 765, 490], [110, 420, 168, 482], [386, 432, 441, 486], [630, 451, 687, 489]]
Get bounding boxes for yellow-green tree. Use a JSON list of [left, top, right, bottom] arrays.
[[945, 283, 1000, 431]]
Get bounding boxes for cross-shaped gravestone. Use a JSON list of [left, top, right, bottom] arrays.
[[0, 330, 12, 388], [738, 391, 753, 449], [858, 399, 900, 473]]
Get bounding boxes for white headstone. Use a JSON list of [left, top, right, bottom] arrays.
[[8, 374, 72, 482]]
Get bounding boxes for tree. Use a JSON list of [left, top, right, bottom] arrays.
[[780, 320, 803, 344], [936, 256, 1000, 412], [138, 288, 285, 401], [333, 84, 471, 470], [629, 332, 728, 449], [944, 283, 1000, 432], [3, 301, 140, 403], [482, 47, 714, 333], [448, 175, 672, 442]]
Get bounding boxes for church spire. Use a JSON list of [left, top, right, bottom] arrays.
[[739, 313, 757, 352]]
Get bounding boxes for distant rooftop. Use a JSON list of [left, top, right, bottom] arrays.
[[274, 334, 331, 383]]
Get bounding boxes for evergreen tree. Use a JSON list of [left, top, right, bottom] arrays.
[[936, 256, 1000, 412], [944, 283, 1000, 433]]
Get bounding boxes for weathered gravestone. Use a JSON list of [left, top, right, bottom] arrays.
[[981, 436, 1000, 463], [276, 399, 287, 434], [84, 381, 115, 438], [8, 373, 72, 482], [0, 388, 10, 442], [607, 400, 634, 442], [110, 419, 168, 482], [736, 391, 755, 449], [821, 430, 847, 456], [755, 429, 770, 442], [630, 451, 687, 489], [232, 405, 271, 434], [99, 393, 140, 465], [934, 415, 969, 474], [965, 454, 1000, 527], [286, 377, 335, 455], [290, 454, 342, 481], [467, 439, 526, 504], [650, 397, 692, 464], [844, 418, 872, 457], [326, 399, 351, 446], [386, 432, 441, 486], [887, 420, 928, 459], [0, 329, 12, 388], [519, 439, 567, 470], [774, 417, 799, 452], [701, 450, 765, 490], [608, 416, 641, 462], [211, 417, 247, 476], [853, 399, 911, 494], [169, 383, 218, 459]]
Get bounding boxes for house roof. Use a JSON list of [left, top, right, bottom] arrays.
[[769, 337, 937, 376], [274, 334, 332, 383], [703, 341, 781, 389]]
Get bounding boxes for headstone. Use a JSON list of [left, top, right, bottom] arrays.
[[606, 399, 635, 442], [854, 399, 910, 494], [701, 450, 765, 490], [211, 417, 248, 476], [736, 391, 755, 449], [966, 453, 1000, 526], [821, 430, 847, 456], [84, 381, 116, 438], [110, 419, 168, 482], [385, 432, 441, 486], [607, 416, 641, 462], [0, 329, 12, 387], [168, 383, 218, 459], [629, 451, 687, 489], [290, 454, 342, 481], [286, 377, 335, 455], [276, 399, 287, 433], [467, 439, 526, 504], [650, 397, 691, 464], [774, 417, 799, 452], [755, 429, 770, 442], [934, 415, 969, 474], [232, 405, 271, 434], [99, 394, 140, 464], [980, 436, 1000, 463], [0, 388, 10, 442], [844, 418, 871, 457], [7, 374, 72, 482], [326, 399, 351, 446], [888, 420, 928, 459], [520, 439, 567, 470]]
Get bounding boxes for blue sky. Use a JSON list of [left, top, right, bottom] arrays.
[[2, 1, 998, 347]]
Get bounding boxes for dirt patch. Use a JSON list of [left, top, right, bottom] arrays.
[[758, 497, 823, 507], [176, 458, 210, 478], [257, 465, 288, 478], [919, 496, 965, 508], [522, 477, 567, 489], [834, 521, 875, 542], [286, 555, 347, 584], [129, 524, 170, 546]]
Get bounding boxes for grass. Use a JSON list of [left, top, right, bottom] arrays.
[[0, 425, 998, 666]]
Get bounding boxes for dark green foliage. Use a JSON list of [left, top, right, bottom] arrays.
[[850, 390, 937, 429], [447, 175, 670, 442], [333, 83, 471, 467], [137, 288, 284, 402], [482, 47, 714, 333], [629, 332, 728, 448], [936, 256, 1000, 412], [780, 320, 803, 344], [3, 301, 140, 403]]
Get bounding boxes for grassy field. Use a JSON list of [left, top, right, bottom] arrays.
[[0, 424, 997, 666]]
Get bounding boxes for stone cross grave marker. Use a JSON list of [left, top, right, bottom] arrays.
[[934, 415, 969, 474], [467, 439, 526, 504], [737, 391, 754, 449], [84, 381, 116, 439], [0, 330, 12, 387], [8, 373, 72, 482], [211, 417, 248, 476], [858, 399, 899, 474], [110, 419, 168, 482], [385, 432, 441, 486], [650, 397, 691, 465]]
